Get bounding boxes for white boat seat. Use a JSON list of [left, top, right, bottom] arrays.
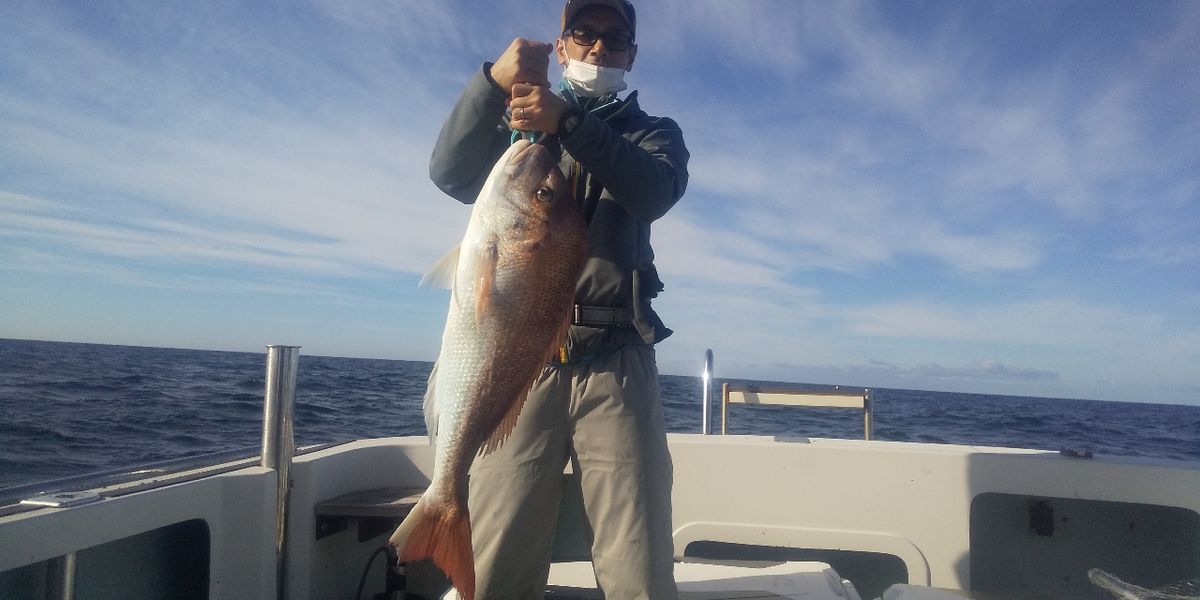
[[544, 559, 862, 599]]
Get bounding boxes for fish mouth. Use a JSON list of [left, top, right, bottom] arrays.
[[505, 137, 559, 195], [509, 138, 545, 166], [497, 137, 565, 220], [509, 135, 560, 166]]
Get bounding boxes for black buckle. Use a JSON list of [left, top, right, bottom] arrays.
[[571, 304, 632, 327]]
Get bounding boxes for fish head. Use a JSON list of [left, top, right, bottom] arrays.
[[490, 138, 579, 235]]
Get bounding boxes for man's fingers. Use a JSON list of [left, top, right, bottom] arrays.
[[513, 68, 550, 89], [490, 38, 552, 95], [511, 82, 537, 98], [513, 40, 551, 87], [508, 84, 568, 135], [493, 38, 553, 91], [516, 40, 553, 57]]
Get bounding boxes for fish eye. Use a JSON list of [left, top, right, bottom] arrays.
[[535, 186, 553, 202]]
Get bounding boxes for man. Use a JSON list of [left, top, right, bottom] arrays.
[[427, 1, 687, 598]]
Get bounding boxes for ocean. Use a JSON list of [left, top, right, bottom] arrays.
[[1, 338, 1198, 490]]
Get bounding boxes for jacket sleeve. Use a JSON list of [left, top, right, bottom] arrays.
[[561, 109, 689, 222], [428, 63, 512, 205]]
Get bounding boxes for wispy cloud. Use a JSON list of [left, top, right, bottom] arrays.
[[655, 0, 1197, 259], [0, 0, 478, 280], [843, 299, 1164, 349], [837, 360, 1059, 384]]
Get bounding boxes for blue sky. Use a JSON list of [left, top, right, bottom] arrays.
[[2, 1, 1197, 405]]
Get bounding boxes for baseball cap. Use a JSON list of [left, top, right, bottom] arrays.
[[561, 0, 636, 40]]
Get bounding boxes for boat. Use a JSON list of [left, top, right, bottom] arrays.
[[2, 346, 1197, 599]]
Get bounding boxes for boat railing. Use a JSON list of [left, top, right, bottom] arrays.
[[702, 351, 872, 440], [261, 345, 299, 600], [701, 349, 715, 434], [0, 445, 259, 509], [721, 382, 873, 440]]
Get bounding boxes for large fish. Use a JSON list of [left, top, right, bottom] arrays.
[[389, 137, 586, 600]]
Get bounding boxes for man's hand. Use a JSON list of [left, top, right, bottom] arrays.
[[490, 38, 552, 91], [509, 83, 570, 134]]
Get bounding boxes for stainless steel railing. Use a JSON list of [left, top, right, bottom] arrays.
[[261, 345, 300, 600], [701, 349, 714, 435], [701, 350, 873, 439]]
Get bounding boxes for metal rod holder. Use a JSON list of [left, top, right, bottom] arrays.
[[701, 349, 714, 435], [261, 345, 299, 600]]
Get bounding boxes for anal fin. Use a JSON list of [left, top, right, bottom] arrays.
[[422, 361, 439, 442]]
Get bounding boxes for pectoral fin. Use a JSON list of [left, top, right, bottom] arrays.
[[420, 245, 461, 289], [474, 239, 499, 323]]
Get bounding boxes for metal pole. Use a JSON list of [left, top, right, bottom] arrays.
[[863, 389, 873, 441], [46, 552, 76, 600], [261, 345, 299, 600], [701, 349, 714, 434]]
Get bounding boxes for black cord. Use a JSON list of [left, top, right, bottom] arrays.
[[355, 545, 392, 600]]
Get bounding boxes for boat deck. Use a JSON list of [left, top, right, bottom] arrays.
[[318, 488, 863, 600]]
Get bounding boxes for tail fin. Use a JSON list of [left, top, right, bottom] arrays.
[[389, 497, 475, 600]]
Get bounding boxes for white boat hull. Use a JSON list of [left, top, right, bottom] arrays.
[[2, 434, 1198, 599]]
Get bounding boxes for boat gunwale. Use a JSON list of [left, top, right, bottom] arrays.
[[0, 441, 348, 515]]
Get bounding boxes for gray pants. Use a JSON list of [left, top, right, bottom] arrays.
[[466, 343, 677, 600]]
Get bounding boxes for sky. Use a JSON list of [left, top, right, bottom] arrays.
[[2, 1, 1197, 405]]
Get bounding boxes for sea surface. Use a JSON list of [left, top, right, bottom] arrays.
[[2, 338, 1198, 490]]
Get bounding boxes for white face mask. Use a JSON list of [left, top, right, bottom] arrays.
[[562, 58, 628, 97]]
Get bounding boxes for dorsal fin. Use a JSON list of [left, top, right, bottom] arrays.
[[479, 308, 572, 458], [479, 389, 529, 457]]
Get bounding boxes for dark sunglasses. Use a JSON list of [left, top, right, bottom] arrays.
[[564, 27, 634, 52]]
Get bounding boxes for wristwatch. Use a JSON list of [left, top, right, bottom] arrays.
[[558, 107, 584, 137]]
